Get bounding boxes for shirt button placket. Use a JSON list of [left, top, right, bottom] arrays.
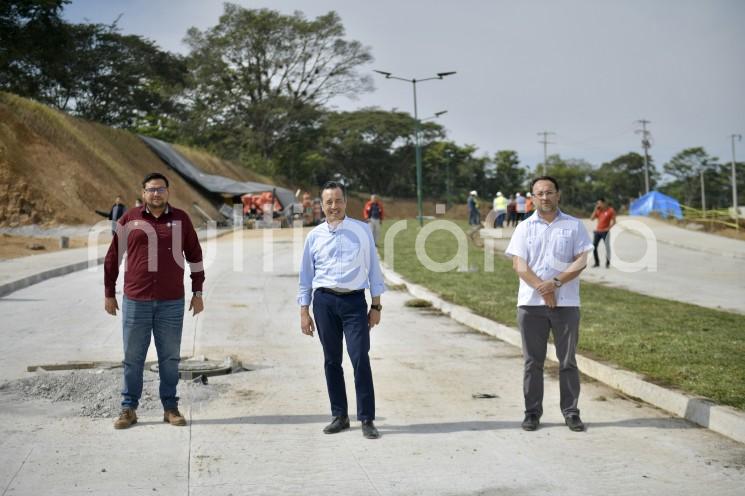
[[336, 230, 342, 283]]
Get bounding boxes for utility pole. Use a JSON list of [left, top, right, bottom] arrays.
[[732, 134, 742, 226], [445, 161, 450, 209], [635, 120, 652, 195], [700, 168, 706, 215], [537, 131, 555, 175]]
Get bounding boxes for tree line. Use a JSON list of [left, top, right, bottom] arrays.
[[2, 1, 742, 213]]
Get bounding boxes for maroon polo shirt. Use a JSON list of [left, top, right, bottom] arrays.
[[104, 204, 205, 300]]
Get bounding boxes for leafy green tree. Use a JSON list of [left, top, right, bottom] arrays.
[[183, 4, 373, 167], [545, 155, 595, 213], [487, 150, 528, 198], [69, 24, 188, 127], [0, 0, 72, 103], [662, 147, 720, 207], [592, 152, 658, 209], [423, 141, 484, 203], [316, 109, 444, 196], [1, 2, 187, 128]]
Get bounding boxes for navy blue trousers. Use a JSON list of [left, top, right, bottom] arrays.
[[312, 290, 375, 421]]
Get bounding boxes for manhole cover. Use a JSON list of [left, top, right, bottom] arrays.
[[150, 357, 238, 379]]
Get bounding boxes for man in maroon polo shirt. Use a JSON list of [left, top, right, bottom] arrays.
[[104, 172, 205, 429]]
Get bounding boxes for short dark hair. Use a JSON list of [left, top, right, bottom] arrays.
[[142, 172, 169, 188], [597, 197, 606, 203], [321, 180, 346, 197], [530, 176, 559, 192]]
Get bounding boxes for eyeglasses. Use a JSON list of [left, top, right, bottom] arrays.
[[533, 191, 557, 198], [144, 187, 167, 194]]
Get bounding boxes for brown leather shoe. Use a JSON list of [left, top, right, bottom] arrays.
[[163, 408, 187, 426], [114, 408, 137, 429]]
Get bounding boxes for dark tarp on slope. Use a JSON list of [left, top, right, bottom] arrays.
[[139, 135, 296, 210], [629, 191, 683, 219]]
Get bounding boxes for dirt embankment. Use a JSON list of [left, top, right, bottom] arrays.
[[0, 92, 274, 228]]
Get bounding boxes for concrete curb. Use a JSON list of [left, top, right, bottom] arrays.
[[0, 257, 104, 297], [382, 264, 745, 445], [0, 228, 234, 298]]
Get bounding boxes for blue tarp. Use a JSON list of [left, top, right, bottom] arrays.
[[629, 191, 683, 220]]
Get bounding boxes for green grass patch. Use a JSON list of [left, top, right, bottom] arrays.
[[382, 219, 745, 410]]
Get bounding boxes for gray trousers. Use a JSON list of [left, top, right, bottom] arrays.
[[368, 218, 381, 246], [517, 306, 581, 418]]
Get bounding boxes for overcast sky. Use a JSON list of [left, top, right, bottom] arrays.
[[64, 0, 745, 175]]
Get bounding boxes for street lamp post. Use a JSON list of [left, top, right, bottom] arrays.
[[731, 134, 742, 228], [375, 70, 456, 226]]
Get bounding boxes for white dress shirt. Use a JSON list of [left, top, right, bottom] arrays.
[[505, 210, 593, 307]]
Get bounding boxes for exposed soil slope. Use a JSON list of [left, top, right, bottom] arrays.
[[0, 92, 270, 227]]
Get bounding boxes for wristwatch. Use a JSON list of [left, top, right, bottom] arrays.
[[370, 304, 382, 311], [552, 278, 562, 288], [193, 291, 203, 297]]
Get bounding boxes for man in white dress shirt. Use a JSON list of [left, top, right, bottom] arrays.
[[505, 176, 593, 432], [298, 181, 386, 439]]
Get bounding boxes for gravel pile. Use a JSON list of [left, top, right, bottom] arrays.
[[0, 369, 223, 418]]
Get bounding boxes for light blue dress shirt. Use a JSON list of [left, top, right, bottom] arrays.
[[297, 217, 386, 306]]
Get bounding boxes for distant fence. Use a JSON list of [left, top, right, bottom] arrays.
[[680, 204, 741, 230]]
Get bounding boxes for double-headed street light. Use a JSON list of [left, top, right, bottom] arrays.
[[375, 70, 456, 226]]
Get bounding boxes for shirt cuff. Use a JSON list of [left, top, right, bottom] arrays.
[[297, 291, 312, 306], [369, 283, 386, 298]]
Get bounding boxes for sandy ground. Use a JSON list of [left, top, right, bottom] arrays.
[[0, 232, 93, 260]]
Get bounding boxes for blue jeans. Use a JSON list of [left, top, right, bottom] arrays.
[[121, 296, 184, 410], [495, 212, 506, 228], [469, 209, 481, 226]]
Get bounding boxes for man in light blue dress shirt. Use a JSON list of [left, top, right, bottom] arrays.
[[298, 181, 386, 439]]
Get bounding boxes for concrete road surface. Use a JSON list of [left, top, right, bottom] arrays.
[[1, 229, 743, 495]]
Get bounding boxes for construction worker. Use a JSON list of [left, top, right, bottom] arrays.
[[363, 194, 384, 245], [109, 196, 127, 234], [493, 192, 508, 227], [468, 191, 481, 226]]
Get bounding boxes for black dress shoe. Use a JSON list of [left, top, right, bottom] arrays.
[[565, 414, 585, 432], [323, 415, 350, 434], [521, 413, 540, 431], [361, 420, 380, 439]]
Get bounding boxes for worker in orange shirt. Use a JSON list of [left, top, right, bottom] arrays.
[[363, 194, 384, 245], [590, 197, 616, 268]]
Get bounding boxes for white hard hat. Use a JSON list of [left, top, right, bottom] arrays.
[[497, 191, 503, 196], [526, 192, 532, 197], [470, 190, 477, 195]]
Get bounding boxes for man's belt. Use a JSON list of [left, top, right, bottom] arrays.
[[317, 287, 364, 296]]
